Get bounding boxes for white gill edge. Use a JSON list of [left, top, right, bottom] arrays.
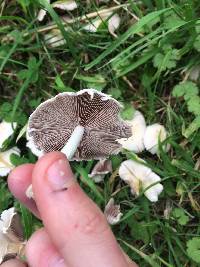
[[27, 88, 123, 126]]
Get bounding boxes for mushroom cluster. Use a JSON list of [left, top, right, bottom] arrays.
[[117, 111, 169, 155]]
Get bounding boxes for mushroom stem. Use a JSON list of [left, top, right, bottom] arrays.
[[61, 125, 85, 160]]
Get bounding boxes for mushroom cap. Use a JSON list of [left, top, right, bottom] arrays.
[[27, 89, 132, 160], [143, 123, 168, 154]]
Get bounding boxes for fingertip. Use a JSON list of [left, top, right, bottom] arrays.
[[8, 164, 34, 195], [8, 164, 40, 217], [25, 228, 46, 259], [32, 151, 68, 186], [26, 228, 66, 267]]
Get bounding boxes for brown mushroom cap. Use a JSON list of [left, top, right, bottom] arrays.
[[27, 89, 132, 160]]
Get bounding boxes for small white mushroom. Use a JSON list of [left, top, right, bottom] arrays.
[[83, 18, 103, 32], [44, 29, 66, 48], [119, 159, 163, 202], [117, 111, 146, 153], [52, 0, 78, 11], [89, 159, 112, 183], [108, 14, 121, 37], [37, 0, 77, 22], [0, 208, 25, 264], [0, 147, 20, 177], [84, 12, 120, 34], [37, 8, 48, 21], [104, 198, 123, 225], [37, 0, 50, 21], [143, 123, 169, 155], [0, 121, 17, 149]]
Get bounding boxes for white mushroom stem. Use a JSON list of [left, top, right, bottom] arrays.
[[26, 125, 85, 199], [61, 125, 85, 160]]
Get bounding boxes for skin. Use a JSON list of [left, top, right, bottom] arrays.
[[4, 152, 138, 267]]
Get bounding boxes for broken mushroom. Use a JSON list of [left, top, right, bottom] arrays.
[[104, 198, 123, 225], [0, 208, 25, 265], [119, 159, 163, 202], [27, 89, 132, 161], [117, 111, 146, 153], [89, 159, 112, 183]]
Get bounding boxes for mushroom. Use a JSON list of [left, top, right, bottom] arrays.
[[0, 121, 17, 149], [0, 208, 25, 265], [116, 111, 146, 153], [119, 159, 163, 202], [0, 147, 20, 177], [104, 198, 123, 225], [143, 123, 169, 155], [89, 159, 112, 183], [27, 89, 132, 161]]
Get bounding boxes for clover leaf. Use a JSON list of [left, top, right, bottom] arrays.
[[186, 237, 200, 263]]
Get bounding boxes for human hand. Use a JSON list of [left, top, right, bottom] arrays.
[[3, 152, 138, 267]]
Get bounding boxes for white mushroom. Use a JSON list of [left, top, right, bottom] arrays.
[[37, 0, 77, 22], [84, 12, 120, 34], [119, 159, 163, 202], [37, 0, 50, 21], [108, 14, 121, 37], [117, 111, 146, 153], [44, 29, 67, 48], [0, 147, 20, 177], [0, 121, 17, 149], [143, 123, 169, 155], [0, 208, 16, 236], [52, 0, 78, 11], [104, 198, 123, 225]]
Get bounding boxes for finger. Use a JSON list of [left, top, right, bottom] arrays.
[[32, 152, 130, 267], [122, 251, 138, 267], [26, 228, 69, 267], [1, 259, 27, 267], [8, 164, 40, 218]]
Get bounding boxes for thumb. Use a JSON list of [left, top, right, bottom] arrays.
[[32, 152, 131, 267], [1, 259, 27, 267]]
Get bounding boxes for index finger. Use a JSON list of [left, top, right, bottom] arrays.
[[32, 152, 135, 267]]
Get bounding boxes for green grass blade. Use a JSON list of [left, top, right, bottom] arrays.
[[20, 204, 33, 240], [39, 0, 79, 64], [11, 59, 42, 121], [85, 8, 171, 70], [120, 239, 160, 267], [117, 49, 157, 77], [74, 164, 104, 203]]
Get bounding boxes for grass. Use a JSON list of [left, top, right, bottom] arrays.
[[0, 0, 200, 266]]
